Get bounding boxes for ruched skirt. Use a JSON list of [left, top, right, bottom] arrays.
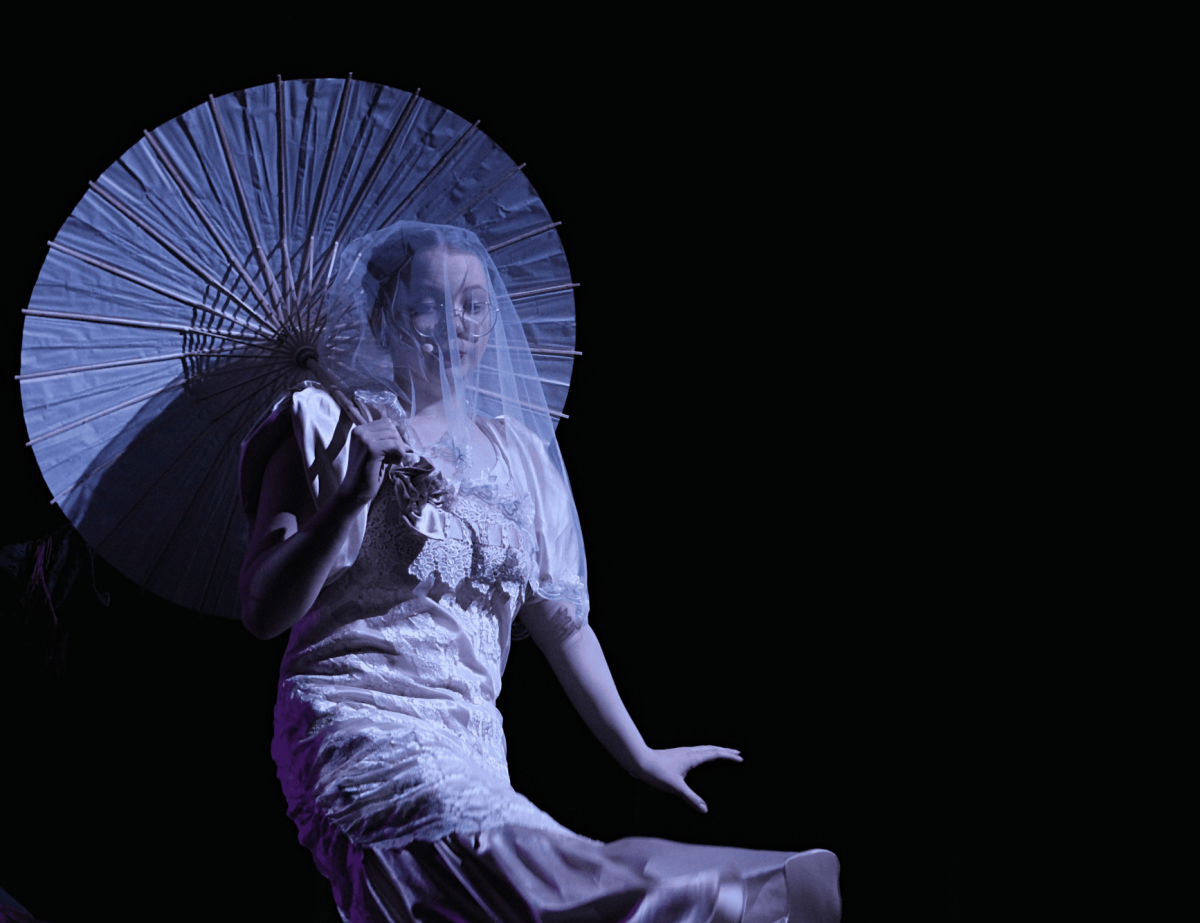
[[329, 824, 841, 923]]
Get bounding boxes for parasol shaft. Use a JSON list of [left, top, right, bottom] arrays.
[[300, 356, 368, 427]]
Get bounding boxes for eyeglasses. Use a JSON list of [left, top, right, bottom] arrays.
[[408, 302, 496, 340]]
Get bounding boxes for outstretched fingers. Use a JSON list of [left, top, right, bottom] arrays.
[[686, 745, 743, 771]]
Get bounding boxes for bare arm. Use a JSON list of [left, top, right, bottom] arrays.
[[520, 600, 741, 813], [238, 417, 408, 639]]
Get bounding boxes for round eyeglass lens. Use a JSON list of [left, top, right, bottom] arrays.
[[411, 303, 495, 339]]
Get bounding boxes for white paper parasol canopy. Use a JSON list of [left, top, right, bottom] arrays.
[[19, 77, 579, 618]]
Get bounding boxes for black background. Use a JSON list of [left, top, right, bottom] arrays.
[[0, 16, 1060, 922]]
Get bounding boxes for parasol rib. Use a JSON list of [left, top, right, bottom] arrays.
[[50, 454, 119, 506], [44, 368, 271, 504], [444, 162, 526, 224], [141, 129, 274, 315], [508, 282, 579, 300], [16, 347, 242, 381], [486, 221, 562, 253], [327, 241, 340, 284], [87, 181, 278, 334], [46, 241, 272, 337], [468, 385, 567, 420], [301, 236, 318, 335], [377, 120, 482, 230], [325, 91, 424, 260], [24, 308, 270, 345], [20, 80, 583, 617], [136, 365, 294, 594], [300, 75, 358, 293], [196, 487, 245, 616], [207, 95, 285, 314], [274, 76, 296, 307], [26, 379, 188, 446], [474, 363, 573, 389], [481, 345, 582, 357]]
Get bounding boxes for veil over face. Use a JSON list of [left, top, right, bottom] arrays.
[[318, 221, 589, 618]]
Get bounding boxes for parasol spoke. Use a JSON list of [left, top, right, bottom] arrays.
[[327, 241, 340, 284], [207, 95, 285, 314], [323, 90, 424, 263], [136, 367, 293, 594], [484, 344, 582, 357], [23, 307, 269, 345], [468, 385, 568, 420], [16, 346, 244, 381], [444, 162, 527, 224], [86, 180, 277, 334], [300, 75, 356, 287], [22, 79, 581, 616], [376, 120, 481, 231], [141, 128, 275, 318], [46, 241, 272, 337], [508, 282, 579, 301], [275, 76, 296, 307], [26, 379, 187, 446], [486, 221, 562, 253], [50, 453, 119, 507], [301, 236, 318, 335], [171, 355, 303, 406], [26, 345, 294, 448], [474, 364, 573, 389], [196, 482, 247, 616]]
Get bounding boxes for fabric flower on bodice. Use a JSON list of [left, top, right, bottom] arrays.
[[386, 458, 449, 539]]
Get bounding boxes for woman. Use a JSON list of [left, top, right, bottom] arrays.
[[238, 222, 841, 922]]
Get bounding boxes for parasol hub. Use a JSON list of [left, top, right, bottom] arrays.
[[294, 345, 319, 370]]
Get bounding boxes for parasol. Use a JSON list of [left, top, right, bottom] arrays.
[[18, 76, 580, 619]]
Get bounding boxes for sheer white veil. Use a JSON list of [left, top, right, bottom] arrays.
[[317, 221, 588, 620]]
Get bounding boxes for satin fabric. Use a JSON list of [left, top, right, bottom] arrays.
[[243, 389, 839, 921], [346, 826, 804, 923]]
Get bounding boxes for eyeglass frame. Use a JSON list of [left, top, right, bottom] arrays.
[[406, 301, 497, 341]]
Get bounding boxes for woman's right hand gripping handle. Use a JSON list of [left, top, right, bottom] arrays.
[[238, 414, 410, 640]]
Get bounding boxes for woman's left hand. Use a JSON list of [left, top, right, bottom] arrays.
[[632, 746, 743, 814]]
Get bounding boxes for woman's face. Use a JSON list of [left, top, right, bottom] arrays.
[[390, 246, 492, 391]]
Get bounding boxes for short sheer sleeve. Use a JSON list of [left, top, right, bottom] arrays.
[[482, 418, 589, 639], [239, 386, 366, 588]]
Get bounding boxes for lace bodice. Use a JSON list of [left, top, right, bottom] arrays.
[[262, 389, 585, 854]]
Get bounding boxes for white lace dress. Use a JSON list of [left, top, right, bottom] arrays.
[[245, 389, 830, 923]]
